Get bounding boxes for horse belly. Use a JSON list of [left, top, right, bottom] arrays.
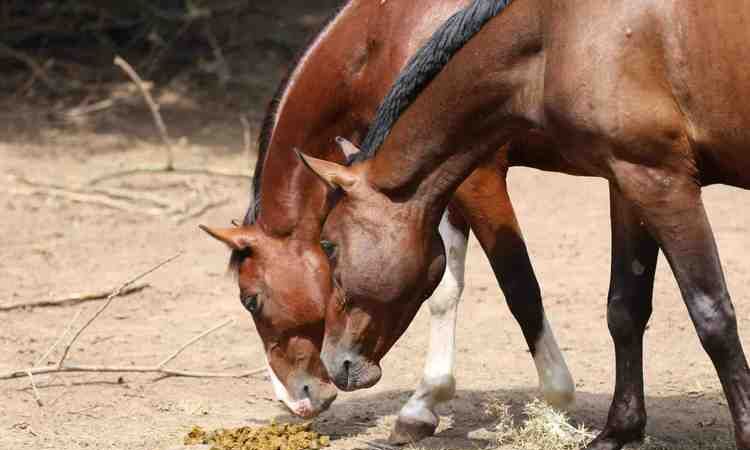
[[661, 0, 750, 188]]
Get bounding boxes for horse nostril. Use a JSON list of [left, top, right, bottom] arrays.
[[343, 359, 351, 374], [303, 384, 311, 396]]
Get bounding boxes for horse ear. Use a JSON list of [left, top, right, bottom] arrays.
[[199, 225, 257, 250], [295, 149, 359, 191], [335, 136, 362, 159]]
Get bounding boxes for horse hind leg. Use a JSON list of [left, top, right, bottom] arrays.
[[390, 206, 468, 445], [586, 184, 658, 450], [454, 165, 574, 408]]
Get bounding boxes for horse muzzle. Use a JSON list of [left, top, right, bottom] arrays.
[[321, 348, 382, 391]]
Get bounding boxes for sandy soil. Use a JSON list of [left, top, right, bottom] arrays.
[[2, 4, 750, 449]]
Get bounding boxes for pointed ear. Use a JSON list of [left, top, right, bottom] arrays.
[[199, 225, 257, 250], [295, 149, 359, 191], [335, 136, 362, 160]]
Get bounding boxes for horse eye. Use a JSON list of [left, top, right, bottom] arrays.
[[320, 240, 337, 258], [241, 294, 259, 313]]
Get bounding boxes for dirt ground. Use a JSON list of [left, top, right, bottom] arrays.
[[2, 5, 750, 450]]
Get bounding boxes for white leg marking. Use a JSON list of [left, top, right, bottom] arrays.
[[266, 356, 313, 417], [533, 316, 576, 409], [398, 212, 467, 423]]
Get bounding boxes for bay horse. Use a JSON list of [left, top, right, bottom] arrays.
[[200, 0, 573, 442], [299, 0, 750, 449]]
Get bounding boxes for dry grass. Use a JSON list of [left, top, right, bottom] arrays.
[[487, 399, 594, 450], [470, 399, 734, 450]]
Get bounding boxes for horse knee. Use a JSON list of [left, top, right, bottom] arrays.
[[691, 292, 740, 359], [427, 271, 463, 316], [607, 292, 652, 343]]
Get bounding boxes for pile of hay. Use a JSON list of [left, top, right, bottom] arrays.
[[184, 422, 330, 450], [488, 399, 595, 450], [486, 399, 735, 450]]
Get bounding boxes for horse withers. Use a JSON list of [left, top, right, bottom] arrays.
[[300, 0, 750, 449]]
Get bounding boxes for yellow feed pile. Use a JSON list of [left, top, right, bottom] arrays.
[[184, 422, 330, 450]]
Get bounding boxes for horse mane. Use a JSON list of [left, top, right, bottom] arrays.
[[351, 0, 512, 163], [231, 1, 350, 271]]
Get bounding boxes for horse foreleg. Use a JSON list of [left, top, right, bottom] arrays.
[[594, 166, 750, 450], [454, 164, 575, 408], [586, 184, 658, 450], [390, 206, 468, 444]]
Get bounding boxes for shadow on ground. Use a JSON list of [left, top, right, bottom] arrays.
[[270, 388, 734, 449]]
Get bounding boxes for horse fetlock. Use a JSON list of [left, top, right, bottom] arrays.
[[606, 403, 647, 443], [419, 374, 456, 404], [390, 407, 439, 445], [585, 420, 645, 450], [735, 430, 750, 450], [540, 377, 576, 410], [533, 320, 575, 410]]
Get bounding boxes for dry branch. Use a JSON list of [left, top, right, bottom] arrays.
[[0, 43, 59, 93], [2, 364, 265, 380], [9, 186, 164, 216], [0, 284, 149, 312], [175, 198, 231, 225], [114, 55, 174, 170], [11, 174, 174, 209], [34, 310, 83, 366], [8, 174, 231, 221], [58, 252, 183, 365], [86, 165, 249, 186], [80, 57, 249, 186], [0, 252, 265, 399], [241, 114, 252, 157], [26, 371, 42, 407], [157, 318, 234, 368]]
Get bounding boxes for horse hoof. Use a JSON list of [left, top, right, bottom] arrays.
[[583, 428, 642, 450], [388, 417, 437, 445]]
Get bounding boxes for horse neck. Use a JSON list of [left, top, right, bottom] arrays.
[[255, 0, 473, 238], [255, 1, 370, 238], [367, 0, 544, 225]]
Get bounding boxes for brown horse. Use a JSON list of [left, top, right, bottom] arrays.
[[200, 0, 573, 441], [300, 0, 750, 449]]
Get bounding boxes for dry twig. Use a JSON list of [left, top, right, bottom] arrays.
[[0, 284, 149, 312], [157, 318, 234, 368], [114, 55, 175, 170], [203, 22, 231, 85], [58, 253, 182, 365], [0, 43, 59, 93], [241, 114, 252, 157], [175, 197, 231, 225], [8, 174, 229, 222], [26, 370, 42, 407], [34, 310, 83, 367], [86, 165, 250, 186], [83, 56, 247, 184], [0, 253, 265, 400]]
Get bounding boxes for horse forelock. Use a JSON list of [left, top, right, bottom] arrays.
[[232, 0, 354, 270]]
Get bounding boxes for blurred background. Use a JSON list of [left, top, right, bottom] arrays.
[[0, 0, 339, 146]]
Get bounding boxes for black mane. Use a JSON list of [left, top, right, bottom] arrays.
[[351, 0, 512, 163]]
